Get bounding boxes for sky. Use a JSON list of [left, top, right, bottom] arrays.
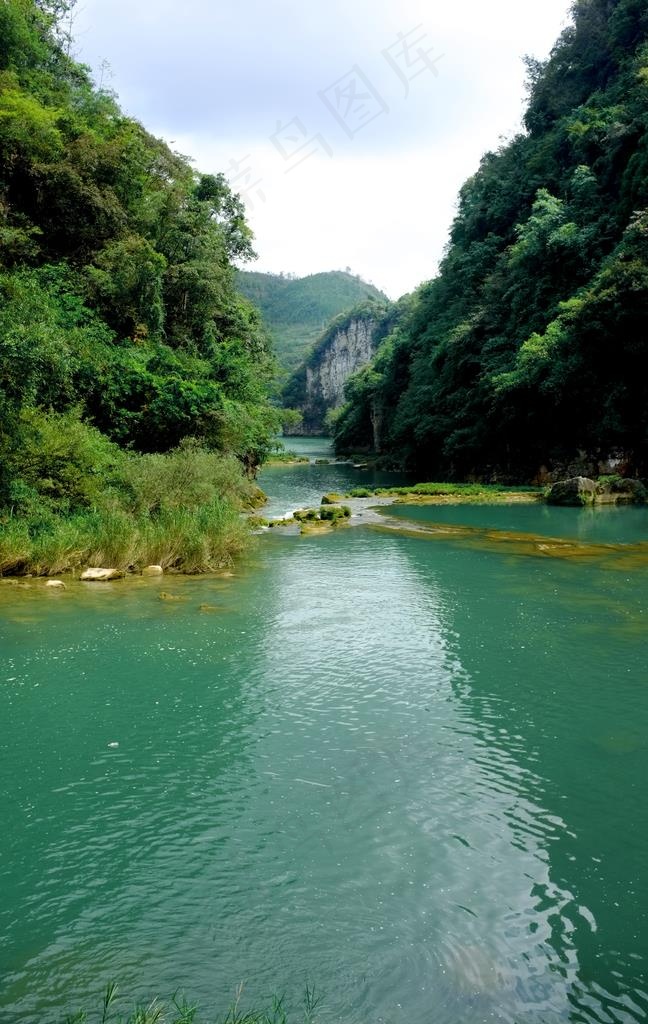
[[74, 0, 574, 299]]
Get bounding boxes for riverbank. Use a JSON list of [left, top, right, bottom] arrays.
[[2, 453, 645, 580]]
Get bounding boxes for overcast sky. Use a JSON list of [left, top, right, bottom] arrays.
[[74, 0, 573, 298]]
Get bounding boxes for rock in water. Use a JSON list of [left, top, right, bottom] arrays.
[[80, 568, 123, 582], [142, 565, 164, 576], [547, 477, 598, 506], [45, 580, 66, 589]]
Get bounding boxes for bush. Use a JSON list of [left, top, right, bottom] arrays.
[[7, 407, 121, 514]]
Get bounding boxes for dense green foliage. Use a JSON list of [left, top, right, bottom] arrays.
[[0, 0, 279, 572], [334, 0, 648, 479], [237, 270, 387, 378]]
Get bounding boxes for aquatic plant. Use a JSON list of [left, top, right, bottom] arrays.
[[63, 982, 322, 1024]]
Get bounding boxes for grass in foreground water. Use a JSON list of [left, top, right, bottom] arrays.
[[64, 983, 322, 1024]]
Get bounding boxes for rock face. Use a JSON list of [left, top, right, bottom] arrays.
[[306, 316, 377, 408], [547, 477, 598, 506], [284, 308, 387, 435]]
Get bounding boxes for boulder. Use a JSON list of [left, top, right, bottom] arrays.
[[605, 478, 647, 503], [80, 567, 123, 582], [45, 580, 66, 589], [547, 477, 598, 506], [142, 565, 163, 576]]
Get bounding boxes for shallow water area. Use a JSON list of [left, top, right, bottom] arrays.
[[1, 454, 648, 1024], [259, 436, 414, 518], [386, 499, 648, 545]]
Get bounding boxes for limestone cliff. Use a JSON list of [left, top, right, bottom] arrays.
[[283, 303, 392, 435]]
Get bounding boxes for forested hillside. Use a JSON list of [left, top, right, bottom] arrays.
[[0, 0, 278, 575], [334, 0, 648, 480], [237, 269, 387, 377]]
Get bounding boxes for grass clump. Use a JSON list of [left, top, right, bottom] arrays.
[[318, 505, 351, 521], [293, 508, 319, 523]]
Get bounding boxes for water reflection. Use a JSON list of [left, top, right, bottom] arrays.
[[400, 537, 648, 1023], [245, 533, 592, 1022]]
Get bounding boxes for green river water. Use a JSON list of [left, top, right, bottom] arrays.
[[1, 438, 647, 1023]]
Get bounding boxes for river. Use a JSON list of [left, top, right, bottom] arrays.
[[1, 439, 647, 1023]]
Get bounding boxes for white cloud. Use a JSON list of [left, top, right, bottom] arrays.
[[75, 0, 573, 297]]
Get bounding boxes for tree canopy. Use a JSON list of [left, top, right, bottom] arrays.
[[0, 0, 279, 518], [334, 0, 648, 480]]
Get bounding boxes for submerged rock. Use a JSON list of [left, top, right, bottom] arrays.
[[45, 580, 66, 589], [81, 567, 123, 581], [547, 477, 598, 506]]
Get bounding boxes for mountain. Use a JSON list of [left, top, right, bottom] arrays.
[[333, 0, 648, 481], [236, 270, 388, 377]]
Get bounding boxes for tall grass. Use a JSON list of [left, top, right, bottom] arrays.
[[0, 440, 261, 577], [0, 503, 250, 577]]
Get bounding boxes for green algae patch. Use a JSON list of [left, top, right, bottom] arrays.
[[263, 453, 310, 466], [368, 514, 648, 571], [347, 482, 542, 504]]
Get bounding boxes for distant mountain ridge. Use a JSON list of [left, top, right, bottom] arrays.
[[236, 270, 388, 377]]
